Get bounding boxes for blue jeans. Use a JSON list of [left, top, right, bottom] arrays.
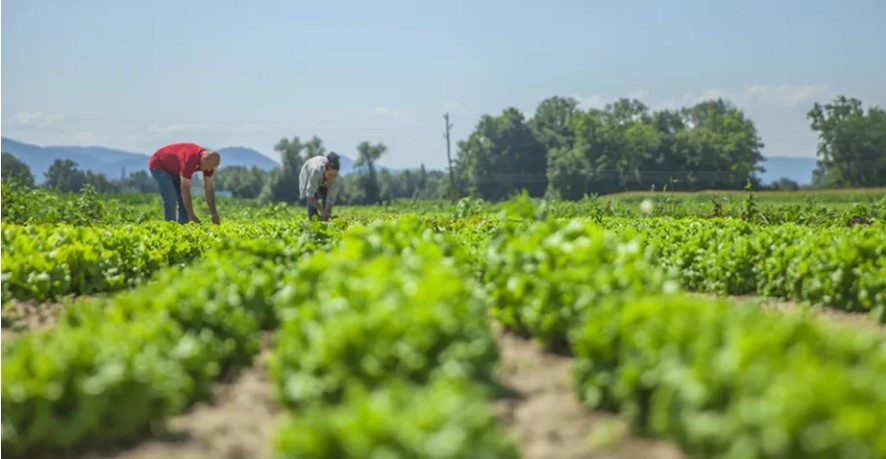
[[306, 186, 328, 221], [150, 168, 188, 224]]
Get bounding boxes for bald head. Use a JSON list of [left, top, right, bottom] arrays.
[[201, 149, 220, 172]]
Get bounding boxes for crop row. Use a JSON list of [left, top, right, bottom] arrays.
[[0, 220, 346, 303], [5, 212, 886, 457], [622, 219, 886, 321], [7, 210, 883, 317], [269, 219, 516, 457], [1, 220, 516, 459], [1, 231, 331, 458], [484, 218, 886, 458]]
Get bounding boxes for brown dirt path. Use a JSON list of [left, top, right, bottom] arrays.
[[82, 336, 278, 459], [2, 299, 71, 341], [491, 326, 685, 459]]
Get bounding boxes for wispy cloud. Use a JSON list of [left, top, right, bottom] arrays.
[[742, 84, 828, 107], [573, 94, 607, 110], [572, 90, 648, 110], [7, 111, 66, 129], [659, 84, 828, 109], [371, 106, 401, 118], [628, 88, 648, 100]]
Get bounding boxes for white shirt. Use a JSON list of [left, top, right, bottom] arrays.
[[298, 156, 341, 205]]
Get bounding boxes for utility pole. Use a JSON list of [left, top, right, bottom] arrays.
[[443, 113, 457, 202]]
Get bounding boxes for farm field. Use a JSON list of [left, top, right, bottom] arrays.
[[2, 183, 886, 459]]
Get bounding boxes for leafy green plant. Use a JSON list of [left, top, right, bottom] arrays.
[[270, 229, 497, 408], [1, 236, 322, 458], [484, 217, 678, 348], [572, 294, 886, 459], [273, 379, 518, 459], [629, 219, 886, 319]]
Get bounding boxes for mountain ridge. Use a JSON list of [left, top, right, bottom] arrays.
[[2, 136, 815, 186], [0, 137, 388, 183]]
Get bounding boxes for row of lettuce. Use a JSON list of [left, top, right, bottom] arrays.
[[0, 220, 349, 303], [268, 220, 516, 457], [5, 179, 886, 226], [1, 220, 518, 459], [616, 219, 886, 322], [5, 216, 884, 324], [484, 217, 886, 459], [4, 216, 886, 458]]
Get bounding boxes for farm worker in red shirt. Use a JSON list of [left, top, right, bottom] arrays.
[[148, 142, 221, 224]]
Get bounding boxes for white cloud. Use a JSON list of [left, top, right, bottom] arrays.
[[658, 84, 828, 109], [741, 84, 828, 107], [573, 94, 607, 110], [628, 88, 648, 100], [371, 106, 400, 117], [7, 111, 66, 128], [573, 89, 649, 110]]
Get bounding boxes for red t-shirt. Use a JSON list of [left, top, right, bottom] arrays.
[[148, 143, 214, 179]]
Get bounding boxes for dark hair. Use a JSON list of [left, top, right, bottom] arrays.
[[326, 152, 341, 170]]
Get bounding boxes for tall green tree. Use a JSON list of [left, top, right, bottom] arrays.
[[678, 99, 765, 189], [260, 136, 307, 203], [530, 96, 580, 155], [304, 136, 326, 158], [808, 95, 886, 187], [1, 152, 35, 187], [216, 165, 268, 198], [43, 159, 87, 193], [84, 170, 118, 193], [457, 108, 547, 201], [355, 141, 387, 204], [116, 170, 158, 193], [545, 97, 764, 197]]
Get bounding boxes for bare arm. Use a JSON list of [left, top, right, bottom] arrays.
[[204, 176, 219, 224], [181, 177, 200, 223], [324, 180, 340, 217], [308, 196, 324, 215]]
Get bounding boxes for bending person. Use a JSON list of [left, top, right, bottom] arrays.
[[299, 152, 341, 221], [148, 142, 221, 224]]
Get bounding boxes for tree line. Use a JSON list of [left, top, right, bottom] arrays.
[[2, 94, 883, 202], [0, 137, 451, 205], [454, 94, 886, 201], [0, 155, 161, 194], [241, 136, 449, 204]]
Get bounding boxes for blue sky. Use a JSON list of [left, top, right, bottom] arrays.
[[3, 0, 885, 169]]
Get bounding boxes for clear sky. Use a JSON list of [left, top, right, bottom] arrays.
[[3, 0, 885, 169]]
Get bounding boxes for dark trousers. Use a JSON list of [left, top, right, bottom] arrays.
[[306, 186, 328, 220]]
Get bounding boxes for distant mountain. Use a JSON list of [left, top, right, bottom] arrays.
[[0, 137, 392, 184], [759, 156, 818, 185], [1, 137, 150, 183], [336, 155, 357, 175], [217, 146, 280, 170]]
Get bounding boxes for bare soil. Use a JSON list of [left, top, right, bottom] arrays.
[[1, 299, 68, 340], [76, 325, 687, 459], [491, 325, 684, 459], [84, 344, 278, 459]]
